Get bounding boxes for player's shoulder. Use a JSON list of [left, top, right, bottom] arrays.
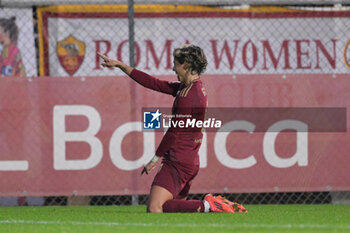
[[179, 83, 192, 98], [179, 80, 205, 98]]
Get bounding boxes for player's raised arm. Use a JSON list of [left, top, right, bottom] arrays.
[[97, 52, 133, 75], [97, 52, 180, 96]]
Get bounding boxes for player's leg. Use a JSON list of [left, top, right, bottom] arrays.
[[163, 199, 205, 212], [162, 180, 241, 213], [147, 162, 177, 213], [163, 176, 207, 212], [147, 185, 173, 213]]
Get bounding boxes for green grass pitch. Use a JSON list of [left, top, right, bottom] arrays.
[[1, 204, 349, 233]]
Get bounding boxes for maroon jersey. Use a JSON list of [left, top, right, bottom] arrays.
[[0, 43, 26, 77], [130, 69, 207, 168]]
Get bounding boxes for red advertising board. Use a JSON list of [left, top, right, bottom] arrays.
[[0, 74, 349, 196]]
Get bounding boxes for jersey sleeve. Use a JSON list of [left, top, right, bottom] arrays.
[[129, 69, 180, 96]]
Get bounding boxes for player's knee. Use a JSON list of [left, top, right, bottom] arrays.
[[147, 202, 163, 213]]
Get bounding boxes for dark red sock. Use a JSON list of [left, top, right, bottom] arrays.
[[163, 199, 204, 213]]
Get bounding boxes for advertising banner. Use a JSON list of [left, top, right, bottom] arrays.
[[37, 5, 350, 76], [0, 74, 349, 196]]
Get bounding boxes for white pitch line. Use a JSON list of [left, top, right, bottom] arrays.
[[0, 220, 350, 230]]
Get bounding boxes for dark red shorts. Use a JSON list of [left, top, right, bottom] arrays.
[[152, 160, 199, 199]]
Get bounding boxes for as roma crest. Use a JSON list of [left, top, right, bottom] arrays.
[[57, 35, 85, 76]]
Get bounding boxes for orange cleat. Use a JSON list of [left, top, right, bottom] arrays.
[[204, 194, 234, 213], [217, 195, 248, 213]]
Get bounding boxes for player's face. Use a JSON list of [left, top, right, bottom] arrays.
[[0, 27, 6, 45], [173, 59, 187, 83], [0, 26, 10, 46]]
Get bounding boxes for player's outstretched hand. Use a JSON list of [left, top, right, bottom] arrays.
[[97, 52, 133, 75], [97, 52, 119, 68]]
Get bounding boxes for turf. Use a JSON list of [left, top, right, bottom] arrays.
[[1, 204, 349, 233]]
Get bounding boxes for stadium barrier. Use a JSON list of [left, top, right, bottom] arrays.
[[0, 74, 349, 204]]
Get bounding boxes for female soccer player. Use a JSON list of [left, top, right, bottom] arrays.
[[98, 45, 246, 213], [0, 17, 26, 77]]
